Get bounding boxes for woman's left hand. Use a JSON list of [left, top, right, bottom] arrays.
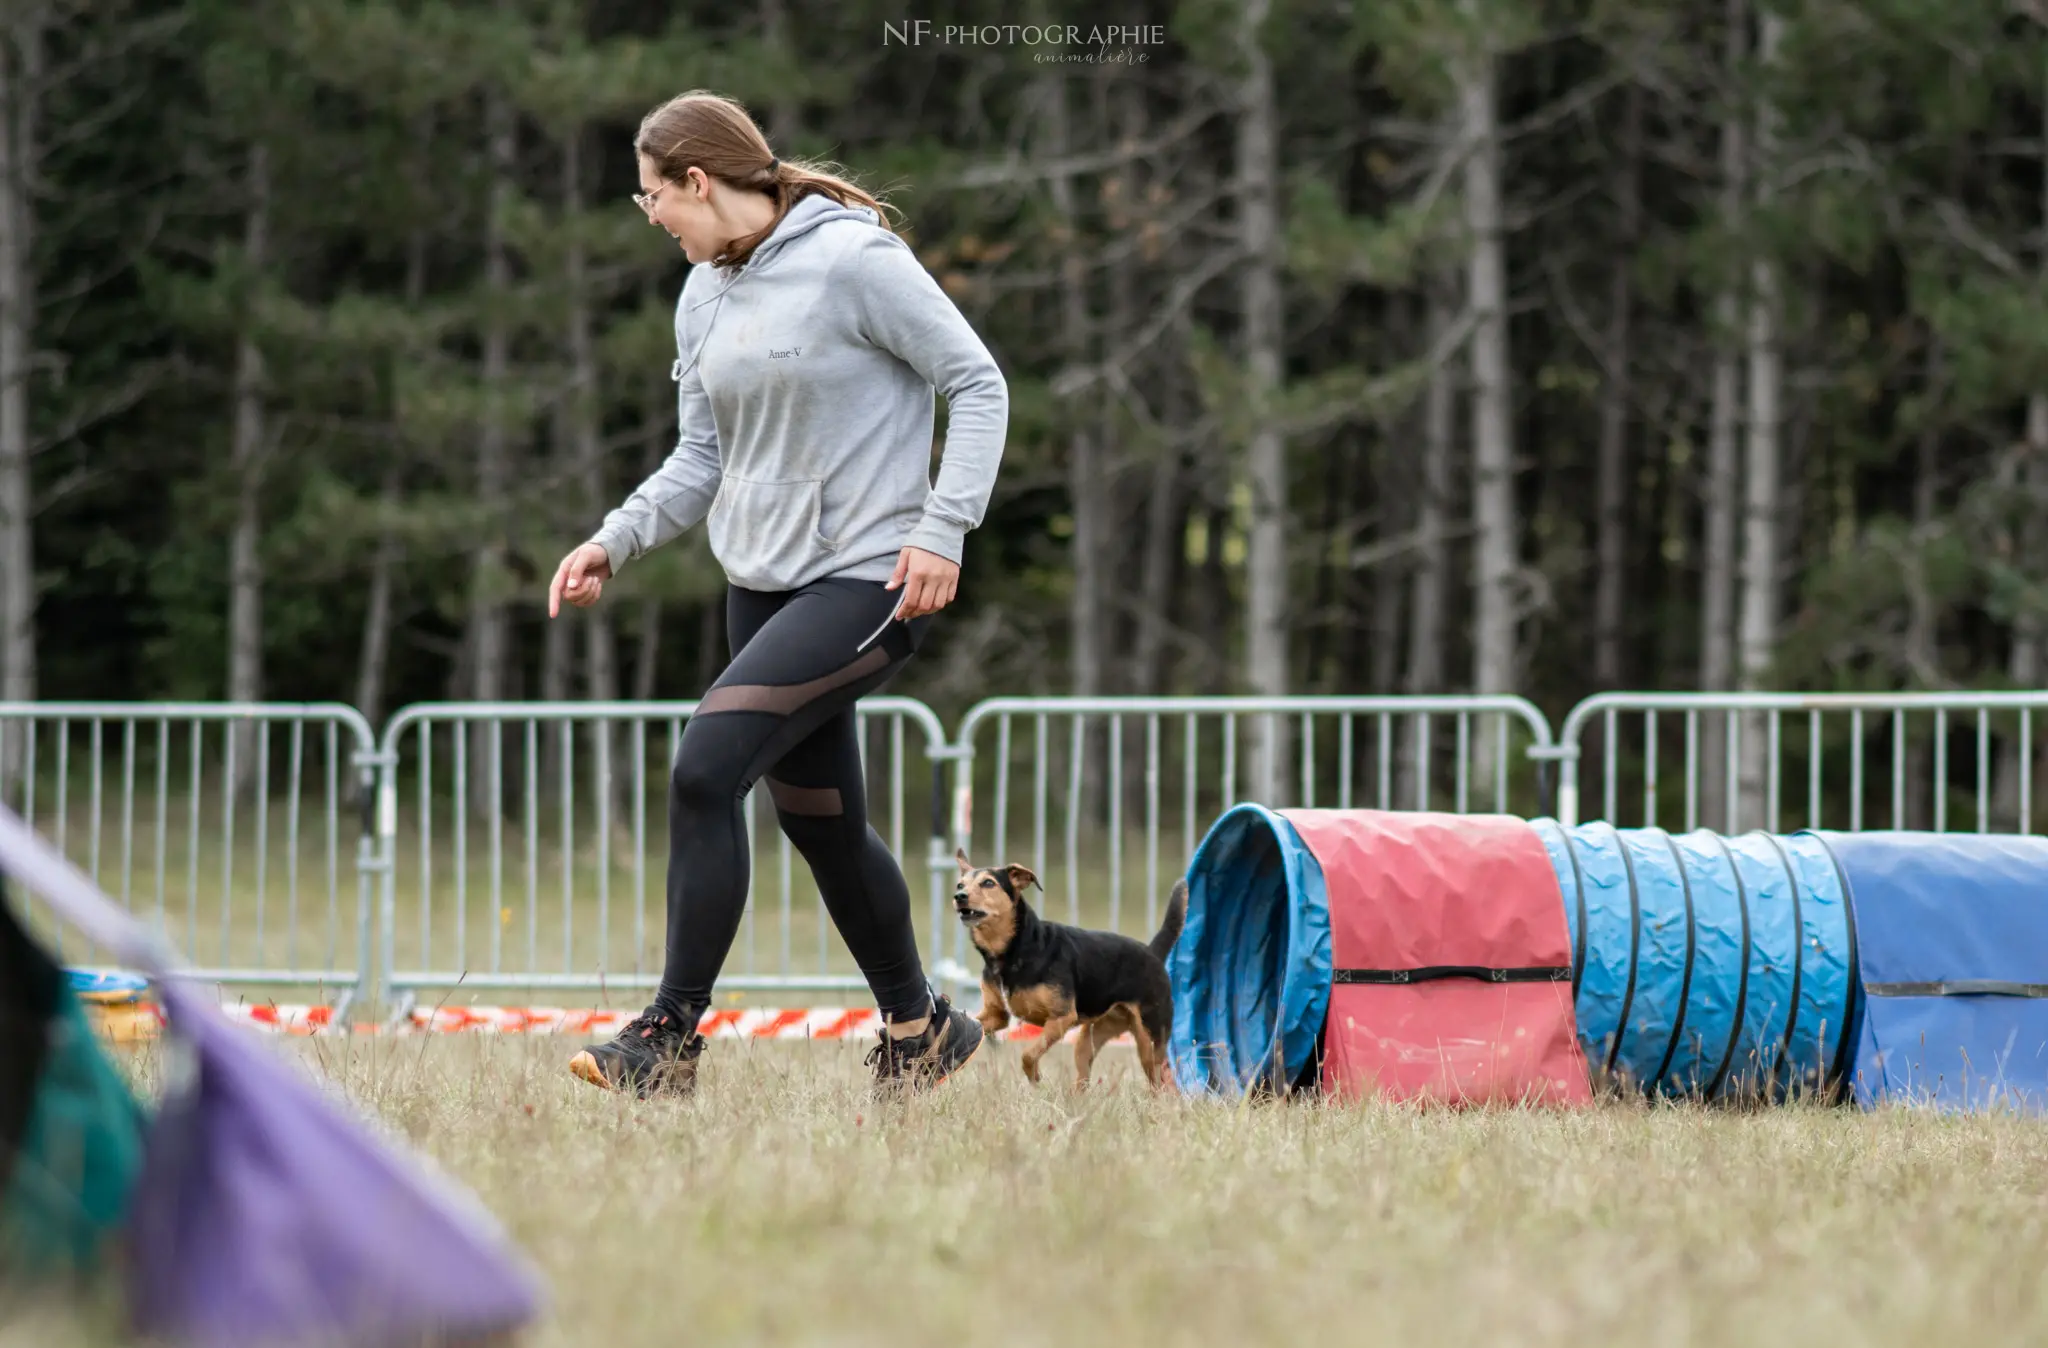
[[886, 547, 959, 620]]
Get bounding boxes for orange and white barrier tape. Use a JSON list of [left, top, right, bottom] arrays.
[[207, 1002, 1125, 1042], [216, 1003, 342, 1035]]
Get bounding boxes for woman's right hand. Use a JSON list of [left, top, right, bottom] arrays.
[[548, 542, 614, 617]]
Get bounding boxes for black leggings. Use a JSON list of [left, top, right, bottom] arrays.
[[654, 577, 933, 1025]]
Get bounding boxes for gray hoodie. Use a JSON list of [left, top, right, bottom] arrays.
[[590, 193, 1010, 593]]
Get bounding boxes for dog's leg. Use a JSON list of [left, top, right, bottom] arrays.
[[1077, 1008, 1139, 1089], [1072, 1014, 1110, 1088], [1126, 1004, 1167, 1089], [1021, 1011, 1078, 1085], [976, 975, 1010, 1035]]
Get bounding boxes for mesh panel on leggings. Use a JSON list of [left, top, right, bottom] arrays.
[[766, 779, 844, 817], [693, 647, 891, 718]]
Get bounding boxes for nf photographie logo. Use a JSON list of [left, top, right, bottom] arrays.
[[882, 20, 1166, 63]]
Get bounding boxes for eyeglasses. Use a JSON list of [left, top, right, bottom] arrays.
[[632, 180, 672, 214]]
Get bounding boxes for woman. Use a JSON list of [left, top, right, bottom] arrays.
[[547, 91, 1008, 1099]]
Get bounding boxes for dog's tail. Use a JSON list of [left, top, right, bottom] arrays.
[[1149, 879, 1188, 961]]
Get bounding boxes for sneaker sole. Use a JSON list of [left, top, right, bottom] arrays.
[[568, 1049, 614, 1091], [930, 1024, 987, 1088]]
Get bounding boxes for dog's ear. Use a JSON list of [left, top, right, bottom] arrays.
[[955, 847, 973, 873], [1005, 864, 1041, 894]]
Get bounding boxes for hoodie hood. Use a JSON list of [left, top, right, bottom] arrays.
[[746, 192, 880, 271], [673, 194, 882, 380]]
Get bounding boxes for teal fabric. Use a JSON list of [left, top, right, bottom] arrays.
[[1, 970, 149, 1275]]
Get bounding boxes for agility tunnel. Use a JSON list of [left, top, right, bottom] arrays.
[[1168, 805, 1589, 1105], [1168, 807, 2048, 1111]]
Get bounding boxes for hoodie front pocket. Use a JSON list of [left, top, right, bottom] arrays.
[[707, 477, 839, 582]]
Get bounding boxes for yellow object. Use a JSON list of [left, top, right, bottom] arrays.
[[76, 986, 163, 1045]]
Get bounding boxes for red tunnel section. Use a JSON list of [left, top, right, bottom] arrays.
[[1283, 810, 1591, 1106]]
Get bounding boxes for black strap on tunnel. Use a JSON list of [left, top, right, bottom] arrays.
[[1648, 830, 1700, 1089], [1702, 832, 1754, 1101], [1865, 980, 2048, 998], [1810, 834, 1863, 1093], [1333, 965, 1571, 985], [1759, 832, 1808, 1094], [1605, 822, 1644, 1078]]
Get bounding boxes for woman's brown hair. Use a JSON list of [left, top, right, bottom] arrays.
[[635, 91, 901, 270]]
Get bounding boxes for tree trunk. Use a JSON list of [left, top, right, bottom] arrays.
[[1736, 10, 1785, 825], [1370, 487, 1404, 695], [540, 599, 574, 702], [759, 0, 799, 146], [1238, 0, 1289, 804], [631, 599, 660, 701], [2006, 392, 2047, 827], [1461, 29, 1516, 803], [1039, 67, 1109, 826], [463, 92, 516, 817], [1045, 72, 1103, 706], [355, 464, 400, 726], [563, 124, 610, 713], [355, 225, 425, 729], [1315, 434, 1367, 694], [1399, 278, 1457, 807], [1134, 324, 1190, 697], [1901, 341, 1943, 829], [226, 142, 270, 797], [1406, 278, 1455, 698], [0, 11, 41, 804], [1593, 86, 1641, 689], [1463, 43, 1514, 698], [632, 363, 671, 704], [563, 126, 627, 839], [1104, 70, 1142, 694], [1997, 67, 2048, 831], [1699, 0, 1747, 828], [1199, 500, 1231, 696]]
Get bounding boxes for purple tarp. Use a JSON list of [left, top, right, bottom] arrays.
[[0, 804, 544, 1346]]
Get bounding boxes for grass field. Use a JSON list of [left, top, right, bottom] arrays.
[[9, 1036, 2048, 1347]]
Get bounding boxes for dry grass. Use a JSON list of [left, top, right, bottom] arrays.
[[10, 1036, 2048, 1347]]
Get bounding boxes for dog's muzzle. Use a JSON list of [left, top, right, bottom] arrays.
[[953, 894, 987, 925]]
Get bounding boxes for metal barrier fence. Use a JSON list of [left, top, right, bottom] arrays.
[[938, 695, 1558, 979], [372, 698, 953, 1017], [12, 690, 2048, 1021], [0, 703, 380, 1017], [1555, 691, 2048, 833]]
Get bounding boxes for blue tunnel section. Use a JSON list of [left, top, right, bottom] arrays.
[[1166, 804, 1331, 1096], [1531, 820, 1862, 1100], [1817, 832, 2048, 1111]]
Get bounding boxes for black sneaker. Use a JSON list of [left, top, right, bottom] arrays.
[[864, 992, 985, 1097], [569, 1007, 707, 1098]]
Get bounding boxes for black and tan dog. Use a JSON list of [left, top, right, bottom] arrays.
[[954, 848, 1186, 1089]]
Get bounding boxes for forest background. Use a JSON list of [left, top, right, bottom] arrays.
[[3, 0, 2044, 802]]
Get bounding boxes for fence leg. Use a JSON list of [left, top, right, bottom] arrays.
[[371, 740, 401, 1026], [923, 745, 976, 1004]]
